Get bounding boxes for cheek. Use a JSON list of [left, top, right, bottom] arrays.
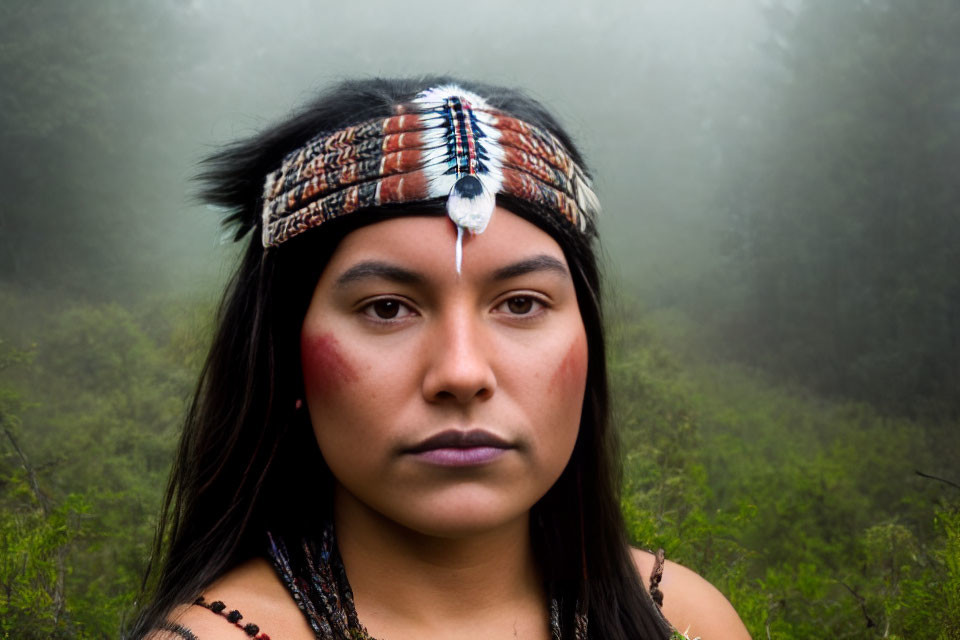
[[550, 332, 589, 396], [535, 331, 588, 461], [301, 331, 358, 396], [526, 331, 587, 492]]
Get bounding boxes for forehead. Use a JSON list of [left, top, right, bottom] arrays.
[[321, 207, 568, 279]]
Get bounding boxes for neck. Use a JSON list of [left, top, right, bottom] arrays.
[[332, 485, 548, 638]]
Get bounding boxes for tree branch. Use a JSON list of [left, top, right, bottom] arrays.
[[839, 581, 876, 629], [915, 469, 960, 491], [0, 412, 49, 514], [0, 411, 65, 623]]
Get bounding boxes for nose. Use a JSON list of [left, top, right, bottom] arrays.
[[421, 306, 496, 404]]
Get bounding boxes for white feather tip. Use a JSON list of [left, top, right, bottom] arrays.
[[447, 175, 495, 234], [414, 84, 491, 111]]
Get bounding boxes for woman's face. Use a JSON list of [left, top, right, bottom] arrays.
[[300, 207, 588, 538]]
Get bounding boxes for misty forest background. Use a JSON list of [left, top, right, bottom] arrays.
[[1, 0, 958, 638]]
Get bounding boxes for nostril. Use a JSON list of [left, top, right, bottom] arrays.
[[432, 386, 492, 402], [435, 387, 492, 400]]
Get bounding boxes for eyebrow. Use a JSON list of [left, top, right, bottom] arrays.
[[332, 254, 570, 289], [333, 261, 425, 289], [490, 254, 570, 281]]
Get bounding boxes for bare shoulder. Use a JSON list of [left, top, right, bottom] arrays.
[[150, 557, 314, 640], [631, 548, 751, 639]]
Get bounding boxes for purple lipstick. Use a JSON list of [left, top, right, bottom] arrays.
[[405, 429, 513, 467]]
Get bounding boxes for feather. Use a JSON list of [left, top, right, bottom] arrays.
[[414, 84, 492, 111], [413, 85, 505, 272], [448, 174, 495, 234]]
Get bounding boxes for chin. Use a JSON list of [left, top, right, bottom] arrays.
[[398, 511, 528, 540], [336, 475, 557, 540], [381, 493, 536, 540]]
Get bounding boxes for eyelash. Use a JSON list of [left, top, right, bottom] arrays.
[[359, 294, 550, 324], [360, 298, 417, 323], [494, 295, 547, 318]]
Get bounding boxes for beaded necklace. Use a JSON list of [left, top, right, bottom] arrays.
[[266, 525, 588, 640]]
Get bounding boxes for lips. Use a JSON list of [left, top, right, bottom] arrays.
[[405, 429, 513, 454]]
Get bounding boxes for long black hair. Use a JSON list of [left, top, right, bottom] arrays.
[[127, 77, 672, 640]]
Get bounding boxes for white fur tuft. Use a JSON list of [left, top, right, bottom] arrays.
[[447, 177, 496, 234]]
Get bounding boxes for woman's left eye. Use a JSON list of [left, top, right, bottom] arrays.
[[497, 296, 545, 317]]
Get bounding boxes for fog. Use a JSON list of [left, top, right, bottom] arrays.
[[9, 0, 957, 413], [1, 0, 761, 297], [2, 1, 959, 634]]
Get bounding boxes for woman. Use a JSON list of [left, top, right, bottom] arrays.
[[131, 77, 749, 639]]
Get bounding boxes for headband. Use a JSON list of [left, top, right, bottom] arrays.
[[261, 85, 600, 271]]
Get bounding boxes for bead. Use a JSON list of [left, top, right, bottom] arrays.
[[243, 623, 260, 636], [226, 609, 242, 623], [210, 600, 226, 613]]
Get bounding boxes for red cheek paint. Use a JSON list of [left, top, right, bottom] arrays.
[[301, 332, 358, 395], [551, 336, 588, 391]]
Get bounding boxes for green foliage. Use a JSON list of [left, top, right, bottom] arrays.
[[0, 288, 955, 637], [0, 292, 205, 638], [610, 307, 959, 638], [0, 489, 89, 639], [893, 507, 960, 639]]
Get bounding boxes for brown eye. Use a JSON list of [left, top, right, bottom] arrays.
[[361, 298, 415, 323], [372, 300, 400, 319], [506, 297, 534, 314]]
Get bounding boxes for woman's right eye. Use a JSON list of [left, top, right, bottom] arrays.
[[361, 298, 415, 321]]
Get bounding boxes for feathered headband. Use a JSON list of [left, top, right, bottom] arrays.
[[261, 84, 600, 271]]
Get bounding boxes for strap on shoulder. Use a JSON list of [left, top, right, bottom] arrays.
[[649, 548, 666, 608], [193, 595, 271, 639]]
